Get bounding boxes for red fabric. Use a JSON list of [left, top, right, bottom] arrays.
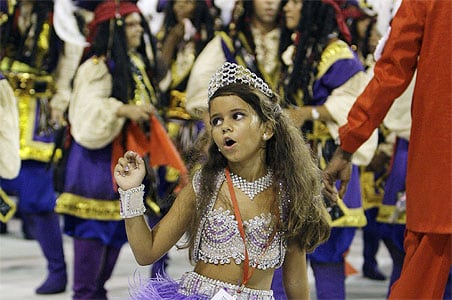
[[111, 115, 188, 189], [342, 4, 369, 20], [389, 230, 452, 299], [321, 0, 351, 43], [91, 1, 140, 27], [87, 1, 141, 44], [338, 0, 451, 234]]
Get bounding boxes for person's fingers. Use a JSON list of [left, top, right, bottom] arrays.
[[321, 186, 337, 203], [337, 180, 349, 199], [125, 150, 138, 160], [115, 160, 127, 177], [124, 151, 144, 169], [321, 177, 338, 202], [323, 168, 345, 200], [117, 157, 128, 167]]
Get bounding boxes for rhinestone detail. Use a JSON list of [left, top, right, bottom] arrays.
[[208, 62, 274, 100], [230, 169, 273, 200], [198, 207, 282, 270]]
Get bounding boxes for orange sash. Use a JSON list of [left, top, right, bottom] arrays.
[[111, 115, 188, 190]]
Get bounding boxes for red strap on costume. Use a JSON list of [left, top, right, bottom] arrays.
[[224, 168, 279, 291], [111, 115, 188, 190], [225, 168, 253, 289]]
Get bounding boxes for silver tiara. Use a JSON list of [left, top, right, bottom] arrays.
[[207, 62, 274, 100]]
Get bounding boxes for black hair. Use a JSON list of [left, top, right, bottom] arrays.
[[1, 0, 61, 72], [285, 1, 347, 105], [83, 13, 158, 105], [161, 0, 215, 55]]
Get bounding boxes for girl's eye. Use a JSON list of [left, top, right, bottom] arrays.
[[211, 117, 222, 126], [232, 112, 245, 120]]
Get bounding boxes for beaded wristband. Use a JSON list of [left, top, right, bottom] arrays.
[[118, 184, 146, 219]]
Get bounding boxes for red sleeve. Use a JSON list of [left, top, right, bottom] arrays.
[[338, 0, 425, 153]]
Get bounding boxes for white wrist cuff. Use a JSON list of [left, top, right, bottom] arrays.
[[118, 184, 146, 219], [311, 107, 320, 120]]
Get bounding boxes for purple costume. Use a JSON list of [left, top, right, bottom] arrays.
[[305, 40, 371, 300]]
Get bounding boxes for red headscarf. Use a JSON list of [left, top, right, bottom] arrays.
[[87, 0, 141, 45], [321, 0, 352, 43]]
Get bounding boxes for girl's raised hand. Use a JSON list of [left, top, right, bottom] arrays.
[[114, 151, 146, 190]]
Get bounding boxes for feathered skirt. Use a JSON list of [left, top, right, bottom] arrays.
[[128, 271, 274, 300]]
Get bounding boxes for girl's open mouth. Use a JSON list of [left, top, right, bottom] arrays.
[[224, 137, 236, 148]]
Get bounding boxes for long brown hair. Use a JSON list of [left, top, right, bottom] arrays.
[[183, 83, 330, 254]]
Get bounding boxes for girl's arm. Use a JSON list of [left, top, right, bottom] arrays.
[[124, 183, 195, 265], [282, 242, 310, 299], [114, 151, 195, 265]]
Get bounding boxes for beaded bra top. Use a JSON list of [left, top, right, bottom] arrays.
[[191, 170, 288, 270]]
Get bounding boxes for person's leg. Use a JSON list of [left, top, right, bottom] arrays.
[[311, 262, 345, 300], [92, 245, 121, 299], [309, 227, 356, 300], [0, 221, 7, 234], [25, 212, 67, 294], [389, 230, 452, 299], [73, 238, 104, 300], [15, 161, 67, 294], [362, 208, 386, 280], [382, 224, 405, 296]]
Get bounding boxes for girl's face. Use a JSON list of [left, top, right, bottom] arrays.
[[283, 0, 302, 30], [125, 12, 143, 50], [210, 95, 269, 166], [173, 0, 196, 23]]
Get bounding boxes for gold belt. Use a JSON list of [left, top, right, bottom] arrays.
[[4, 71, 55, 98]]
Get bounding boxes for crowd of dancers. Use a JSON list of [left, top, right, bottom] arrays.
[[0, 0, 450, 299]]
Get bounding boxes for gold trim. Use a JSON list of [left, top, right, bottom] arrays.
[[170, 41, 195, 89], [219, 32, 247, 67], [376, 204, 406, 224], [129, 52, 157, 106], [326, 197, 367, 227], [236, 32, 281, 93], [145, 197, 161, 217], [17, 95, 59, 162], [0, 188, 17, 223], [360, 170, 384, 210], [317, 40, 354, 79], [330, 207, 367, 227], [55, 193, 122, 221], [166, 90, 191, 120], [1, 57, 40, 73], [35, 22, 50, 68]]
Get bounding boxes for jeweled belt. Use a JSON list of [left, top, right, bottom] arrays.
[[4, 71, 56, 98], [178, 271, 274, 300]]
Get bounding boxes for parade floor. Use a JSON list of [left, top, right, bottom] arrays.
[[0, 218, 392, 299]]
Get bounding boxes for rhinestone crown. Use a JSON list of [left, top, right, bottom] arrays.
[[208, 62, 274, 100]]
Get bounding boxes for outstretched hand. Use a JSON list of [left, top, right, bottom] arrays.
[[114, 151, 146, 191], [322, 147, 353, 201]]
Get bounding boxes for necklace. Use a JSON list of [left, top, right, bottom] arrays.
[[229, 169, 273, 200]]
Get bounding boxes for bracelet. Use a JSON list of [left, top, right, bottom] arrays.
[[311, 107, 320, 120], [118, 184, 146, 219]]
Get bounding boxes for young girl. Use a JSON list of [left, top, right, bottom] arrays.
[[114, 62, 330, 299]]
